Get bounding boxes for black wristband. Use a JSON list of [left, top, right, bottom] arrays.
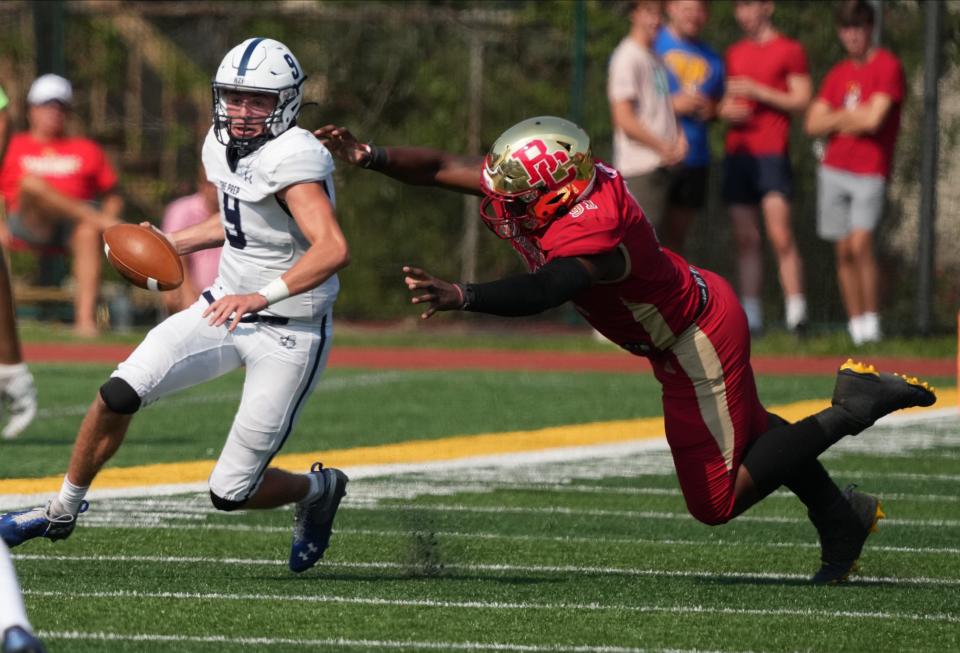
[[362, 143, 389, 171], [462, 283, 476, 310]]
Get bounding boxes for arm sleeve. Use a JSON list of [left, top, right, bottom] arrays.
[[463, 257, 595, 317]]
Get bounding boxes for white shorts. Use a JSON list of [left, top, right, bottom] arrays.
[[816, 165, 886, 241], [113, 295, 332, 502]]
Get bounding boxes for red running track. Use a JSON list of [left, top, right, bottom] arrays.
[[21, 343, 956, 377]]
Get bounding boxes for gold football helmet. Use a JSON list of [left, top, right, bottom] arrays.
[[480, 116, 595, 239]]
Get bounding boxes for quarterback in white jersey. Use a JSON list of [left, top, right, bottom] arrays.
[[0, 38, 351, 574]]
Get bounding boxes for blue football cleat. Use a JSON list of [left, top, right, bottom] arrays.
[[0, 501, 88, 548], [289, 463, 348, 573], [2, 626, 46, 653]]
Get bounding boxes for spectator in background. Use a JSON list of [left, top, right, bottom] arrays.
[[718, 0, 811, 336], [0, 82, 37, 440], [161, 178, 221, 313], [654, 0, 724, 254], [805, 0, 904, 345], [608, 0, 687, 229], [0, 74, 122, 338]]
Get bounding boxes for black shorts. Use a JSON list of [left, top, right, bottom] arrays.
[[722, 153, 793, 205], [667, 165, 708, 210]]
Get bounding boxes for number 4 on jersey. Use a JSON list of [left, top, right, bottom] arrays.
[[223, 192, 247, 249]]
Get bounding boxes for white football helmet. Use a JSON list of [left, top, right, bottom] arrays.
[[212, 37, 306, 155]]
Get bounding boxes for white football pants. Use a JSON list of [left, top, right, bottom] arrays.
[[113, 296, 332, 501]]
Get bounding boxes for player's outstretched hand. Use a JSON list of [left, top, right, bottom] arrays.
[[203, 293, 269, 332], [402, 265, 464, 319], [314, 125, 368, 166]]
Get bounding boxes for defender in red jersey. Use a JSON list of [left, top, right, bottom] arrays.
[[315, 116, 935, 584]]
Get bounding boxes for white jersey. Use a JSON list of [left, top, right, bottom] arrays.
[[202, 125, 339, 321]]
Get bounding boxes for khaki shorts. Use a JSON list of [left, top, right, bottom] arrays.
[[817, 165, 886, 241]]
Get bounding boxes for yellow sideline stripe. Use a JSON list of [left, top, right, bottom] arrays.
[[0, 389, 953, 495]]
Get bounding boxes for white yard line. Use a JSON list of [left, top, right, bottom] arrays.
[[15, 553, 960, 587], [339, 502, 960, 528], [38, 631, 745, 653], [26, 589, 960, 623], [48, 521, 960, 556]]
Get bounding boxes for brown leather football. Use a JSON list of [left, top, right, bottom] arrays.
[[103, 224, 183, 291]]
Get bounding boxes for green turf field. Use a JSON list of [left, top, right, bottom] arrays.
[[2, 362, 958, 652]]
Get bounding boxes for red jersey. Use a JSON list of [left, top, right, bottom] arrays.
[[818, 48, 904, 178], [724, 35, 808, 155], [509, 162, 702, 357], [0, 133, 118, 212]]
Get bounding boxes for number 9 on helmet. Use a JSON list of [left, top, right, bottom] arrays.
[[480, 116, 595, 239]]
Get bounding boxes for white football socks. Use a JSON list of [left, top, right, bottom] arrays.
[[301, 471, 324, 504], [52, 475, 90, 517]]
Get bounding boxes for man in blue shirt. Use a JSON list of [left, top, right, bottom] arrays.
[[654, 0, 724, 254]]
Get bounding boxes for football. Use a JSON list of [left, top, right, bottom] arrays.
[[103, 224, 183, 291]]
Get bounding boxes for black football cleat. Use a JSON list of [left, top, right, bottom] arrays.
[[808, 485, 885, 585], [831, 359, 936, 434]]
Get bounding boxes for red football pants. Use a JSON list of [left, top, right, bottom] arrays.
[[651, 270, 769, 525]]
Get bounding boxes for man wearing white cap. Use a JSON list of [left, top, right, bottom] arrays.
[[0, 73, 123, 337]]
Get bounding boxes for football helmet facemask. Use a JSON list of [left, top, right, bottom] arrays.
[[480, 116, 595, 239], [212, 37, 306, 161]]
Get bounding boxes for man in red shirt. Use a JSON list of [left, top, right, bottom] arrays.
[[0, 74, 123, 337], [718, 0, 811, 336], [315, 116, 935, 584], [805, 1, 904, 345]]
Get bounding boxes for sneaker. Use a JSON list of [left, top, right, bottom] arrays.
[[2, 626, 46, 653], [289, 463, 348, 573], [831, 359, 936, 434], [1, 368, 37, 440], [808, 485, 884, 584], [0, 500, 88, 548]]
